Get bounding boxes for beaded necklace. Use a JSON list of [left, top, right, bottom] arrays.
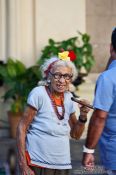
[[45, 86, 65, 120]]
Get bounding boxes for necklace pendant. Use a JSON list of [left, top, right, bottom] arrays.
[[59, 116, 64, 120]]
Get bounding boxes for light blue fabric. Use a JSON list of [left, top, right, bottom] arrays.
[[26, 86, 77, 169], [106, 170, 116, 175], [93, 60, 116, 170]]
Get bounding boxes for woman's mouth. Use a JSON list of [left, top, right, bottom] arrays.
[[56, 84, 66, 90]]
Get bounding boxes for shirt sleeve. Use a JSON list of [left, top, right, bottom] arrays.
[[27, 87, 41, 110], [93, 74, 114, 112]]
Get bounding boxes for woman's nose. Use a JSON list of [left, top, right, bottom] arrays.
[[59, 76, 66, 82]]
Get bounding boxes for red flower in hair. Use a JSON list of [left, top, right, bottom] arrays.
[[68, 50, 76, 61]]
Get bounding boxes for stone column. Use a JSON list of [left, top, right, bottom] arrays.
[[5, 0, 35, 66], [6, 0, 19, 59], [0, 0, 7, 61], [19, 0, 36, 66]]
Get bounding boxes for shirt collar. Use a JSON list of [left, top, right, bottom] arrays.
[[108, 60, 116, 70]]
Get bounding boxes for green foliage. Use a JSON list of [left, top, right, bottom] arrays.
[[38, 32, 95, 74], [0, 32, 95, 113], [0, 58, 41, 113]]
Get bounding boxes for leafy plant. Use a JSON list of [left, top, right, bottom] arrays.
[[0, 58, 41, 113], [38, 32, 95, 75]]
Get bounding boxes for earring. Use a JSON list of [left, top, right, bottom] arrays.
[[47, 79, 51, 84]]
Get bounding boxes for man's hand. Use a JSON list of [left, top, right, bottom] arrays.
[[82, 153, 95, 171]]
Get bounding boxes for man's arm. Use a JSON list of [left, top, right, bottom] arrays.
[[82, 109, 108, 168], [85, 109, 108, 148]]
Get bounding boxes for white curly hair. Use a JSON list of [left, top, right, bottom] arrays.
[[40, 56, 78, 82]]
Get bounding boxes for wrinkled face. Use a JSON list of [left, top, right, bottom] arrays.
[[50, 66, 72, 93]]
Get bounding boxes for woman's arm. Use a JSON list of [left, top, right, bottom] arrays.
[[69, 113, 86, 139], [69, 100, 90, 139], [16, 105, 37, 175]]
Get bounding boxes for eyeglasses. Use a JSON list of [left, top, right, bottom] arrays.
[[50, 72, 72, 80]]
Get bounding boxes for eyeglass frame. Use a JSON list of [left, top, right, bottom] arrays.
[[49, 72, 73, 81]]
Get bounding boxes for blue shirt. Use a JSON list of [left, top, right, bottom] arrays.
[[93, 60, 116, 170]]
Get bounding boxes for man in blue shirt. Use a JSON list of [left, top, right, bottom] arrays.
[[82, 28, 116, 175]]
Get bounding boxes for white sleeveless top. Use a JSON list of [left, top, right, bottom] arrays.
[[26, 86, 76, 169]]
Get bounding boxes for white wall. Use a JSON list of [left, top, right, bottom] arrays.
[[35, 0, 86, 60], [0, 0, 85, 66]]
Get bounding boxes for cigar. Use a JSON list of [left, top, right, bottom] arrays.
[[71, 97, 94, 110]]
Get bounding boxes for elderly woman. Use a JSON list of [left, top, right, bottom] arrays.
[[17, 51, 90, 175]]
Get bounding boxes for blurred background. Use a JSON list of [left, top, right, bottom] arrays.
[[0, 0, 116, 174]]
